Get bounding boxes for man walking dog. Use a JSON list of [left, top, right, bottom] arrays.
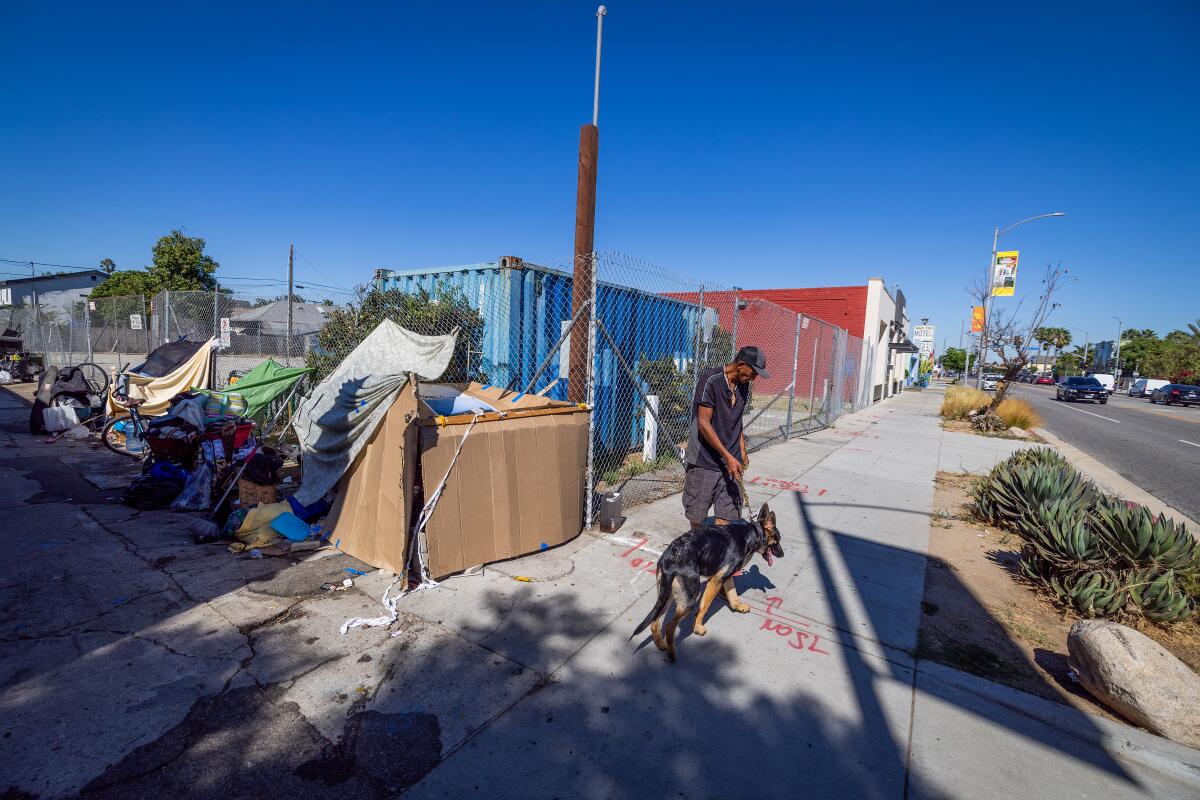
[[683, 345, 769, 528]]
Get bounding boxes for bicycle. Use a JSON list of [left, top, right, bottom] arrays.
[[99, 363, 153, 461]]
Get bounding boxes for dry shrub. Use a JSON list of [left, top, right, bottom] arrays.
[[941, 386, 990, 420], [996, 397, 1042, 430]]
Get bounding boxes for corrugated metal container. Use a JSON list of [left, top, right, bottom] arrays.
[[374, 259, 704, 454]]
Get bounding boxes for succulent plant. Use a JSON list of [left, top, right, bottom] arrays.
[[1127, 569, 1195, 622], [966, 446, 1197, 624], [1090, 498, 1200, 573]]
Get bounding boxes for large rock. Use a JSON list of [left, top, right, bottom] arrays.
[[1068, 619, 1200, 748]]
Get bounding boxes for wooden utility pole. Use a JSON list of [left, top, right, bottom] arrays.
[[568, 6, 606, 403], [568, 124, 599, 402], [287, 243, 294, 363]]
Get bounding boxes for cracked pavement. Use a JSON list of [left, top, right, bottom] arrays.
[[4, 381, 1199, 799]]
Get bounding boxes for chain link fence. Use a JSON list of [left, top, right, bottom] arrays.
[[6, 252, 872, 525]]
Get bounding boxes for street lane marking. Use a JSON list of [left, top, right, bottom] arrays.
[[1139, 408, 1200, 425], [1181, 440, 1200, 448], [1059, 405, 1122, 424]]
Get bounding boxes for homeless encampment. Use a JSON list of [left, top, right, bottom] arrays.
[[107, 338, 217, 417], [294, 320, 588, 581]]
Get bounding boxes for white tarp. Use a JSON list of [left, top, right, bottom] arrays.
[[292, 320, 457, 505]]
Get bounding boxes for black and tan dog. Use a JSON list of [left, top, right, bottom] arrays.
[[631, 503, 783, 661]]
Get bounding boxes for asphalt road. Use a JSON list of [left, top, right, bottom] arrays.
[[1008, 382, 1200, 523]]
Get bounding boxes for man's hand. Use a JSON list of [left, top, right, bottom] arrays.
[[725, 453, 743, 481]]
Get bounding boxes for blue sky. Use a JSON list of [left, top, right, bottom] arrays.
[[2, 2, 1197, 350]]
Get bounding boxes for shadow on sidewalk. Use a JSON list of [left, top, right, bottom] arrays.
[[790, 490, 1140, 793]]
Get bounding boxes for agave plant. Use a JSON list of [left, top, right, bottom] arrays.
[[1127, 569, 1195, 622], [1015, 498, 1106, 570], [1090, 499, 1200, 574], [1007, 447, 1071, 472], [1059, 569, 1129, 618], [975, 461, 1096, 530]]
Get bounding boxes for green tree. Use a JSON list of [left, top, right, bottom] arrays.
[[99, 258, 117, 275], [147, 229, 219, 291], [307, 284, 484, 384], [939, 347, 969, 373], [91, 229, 220, 301], [1050, 327, 1072, 359], [1187, 319, 1200, 342], [89, 269, 152, 300], [1142, 335, 1200, 383], [1117, 329, 1158, 375], [1032, 327, 1055, 356]]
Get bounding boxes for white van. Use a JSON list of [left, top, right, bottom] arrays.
[[1088, 373, 1115, 394], [1129, 378, 1169, 397]]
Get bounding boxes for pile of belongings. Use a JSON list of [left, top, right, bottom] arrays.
[[121, 391, 262, 510], [30, 366, 103, 435]]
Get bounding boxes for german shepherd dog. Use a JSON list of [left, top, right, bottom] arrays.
[[631, 503, 783, 661]]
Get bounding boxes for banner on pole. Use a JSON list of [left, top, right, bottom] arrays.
[[971, 306, 985, 332], [991, 250, 1019, 296]]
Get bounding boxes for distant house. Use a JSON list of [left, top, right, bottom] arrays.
[[230, 300, 338, 337], [0, 270, 107, 315]]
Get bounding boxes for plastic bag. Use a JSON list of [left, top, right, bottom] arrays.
[[171, 461, 213, 511], [0, 370, 12, 385]]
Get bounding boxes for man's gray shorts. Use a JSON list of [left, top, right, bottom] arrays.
[[682, 464, 741, 524]]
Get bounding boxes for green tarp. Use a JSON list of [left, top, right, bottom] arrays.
[[205, 359, 310, 418]]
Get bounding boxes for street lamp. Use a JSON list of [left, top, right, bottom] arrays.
[[976, 212, 1067, 389]]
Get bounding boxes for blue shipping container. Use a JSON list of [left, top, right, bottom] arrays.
[[374, 260, 704, 454]]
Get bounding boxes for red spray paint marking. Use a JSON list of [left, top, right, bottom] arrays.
[[747, 476, 827, 496], [759, 596, 831, 655], [615, 545, 832, 658]]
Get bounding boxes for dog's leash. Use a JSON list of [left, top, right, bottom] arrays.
[[735, 460, 750, 521]]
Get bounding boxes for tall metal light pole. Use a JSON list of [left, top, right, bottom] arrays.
[[568, 5, 607, 402], [976, 211, 1067, 389]]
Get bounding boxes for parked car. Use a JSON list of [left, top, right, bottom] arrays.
[[1087, 373, 1116, 395], [1149, 384, 1200, 406], [1128, 378, 1169, 397], [1035, 375, 1055, 385], [982, 373, 1003, 391], [1056, 376, 1107, 404]]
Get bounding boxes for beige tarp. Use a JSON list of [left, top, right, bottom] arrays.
[[107, 339, 215, 417]]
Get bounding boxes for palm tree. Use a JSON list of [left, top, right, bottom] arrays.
[[1187, 319, 1200, 342]]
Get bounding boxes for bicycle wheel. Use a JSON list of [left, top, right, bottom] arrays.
[[102, 416, 144, 459], [73, 362, 111, 400]]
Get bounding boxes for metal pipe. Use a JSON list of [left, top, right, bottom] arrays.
[[583, 255, 599, 528], [808, 335, 818, 422], [593, 6, 607, 126], [785, 314, 801, 436]]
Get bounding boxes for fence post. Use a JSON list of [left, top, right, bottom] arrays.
[[583, 253, 599, 529], [85, 299, 93, 363], [142, 294, 151, 354], [163, 290, 171, 343], [643, 394, 659, 462], [730, 287, 740, 360], [785, 314, 801, 437], [808, 335, 819, 422]]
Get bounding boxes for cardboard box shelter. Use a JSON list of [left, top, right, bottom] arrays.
[[325, 380, 588, 579]]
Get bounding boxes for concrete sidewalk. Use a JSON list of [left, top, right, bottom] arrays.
[[2, 383, 1198, 798], [397, 388, 1199, 798]]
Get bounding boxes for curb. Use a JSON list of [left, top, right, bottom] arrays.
[[1033, 426, 1200, 532], [916, 659, 1200, 787]]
